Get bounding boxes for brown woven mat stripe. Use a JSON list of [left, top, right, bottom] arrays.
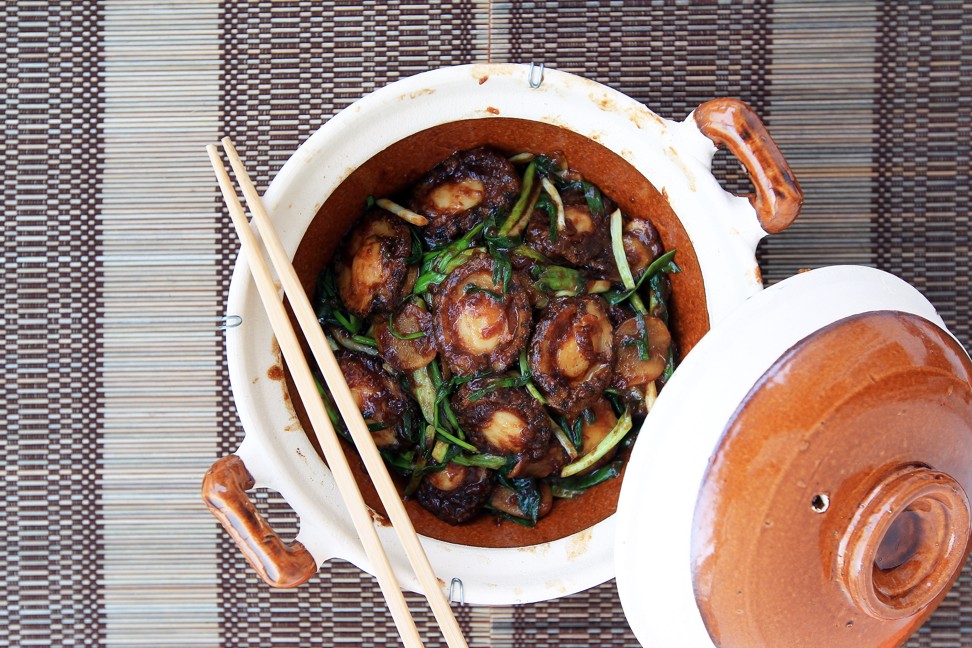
[[2, 1, 106, 645], [872, 0, 971, 350], [215, 2, 487, 646], [872, 6, 972, 643]]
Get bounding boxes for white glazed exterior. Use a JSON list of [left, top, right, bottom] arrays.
[[614, 266, 952, 646], [225, 64, 770, 605]]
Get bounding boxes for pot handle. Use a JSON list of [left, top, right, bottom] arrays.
[[202, 454, 317, 588], [693, 98, 803, 234]]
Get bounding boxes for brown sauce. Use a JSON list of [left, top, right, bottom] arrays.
[[284, 118, 710, 547]]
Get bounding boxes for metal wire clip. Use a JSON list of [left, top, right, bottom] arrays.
[[528, 62, 544, 89], [449, 577, 465, 606], [218, 315, 243, 330]]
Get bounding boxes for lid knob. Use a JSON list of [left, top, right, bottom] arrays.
[[837, 464, 971, 620]]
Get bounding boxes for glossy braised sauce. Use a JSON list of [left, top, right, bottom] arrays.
[[311, 144, 678, 533], [285, 118, 711, 548]]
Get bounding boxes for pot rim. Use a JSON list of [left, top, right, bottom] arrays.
[[224, 63, 765, 604]]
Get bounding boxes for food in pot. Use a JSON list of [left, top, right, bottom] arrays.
[[432, 252, 532, 377], [408, 147, 521, 247], [415, 463, 495, 525], [452, 379, 553, 464], [332, 210, 413, 318], [524, 182, 613, 267], [529, 295, 615, 421], [334, 351, 418, 451], [313, 147, 680, 527], [373, 301, 436, 373]]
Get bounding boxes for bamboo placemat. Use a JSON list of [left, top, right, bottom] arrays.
[[3, 1, 971, 646]]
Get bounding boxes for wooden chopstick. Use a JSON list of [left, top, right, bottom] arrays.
[[211, 139, 469, 648], [207, 145, 426, 648], [219, 137, 468, 648]]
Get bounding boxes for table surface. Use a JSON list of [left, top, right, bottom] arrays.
[[3, 1, 971, 646]]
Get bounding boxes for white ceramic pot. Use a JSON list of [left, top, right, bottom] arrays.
[[212, 63, 804, 606]]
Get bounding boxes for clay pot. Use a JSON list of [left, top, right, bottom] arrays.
[[204, 64, 803, 605]]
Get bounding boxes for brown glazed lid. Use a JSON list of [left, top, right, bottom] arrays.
[[614, 266, 972, 648], [692, 312, 972, 646]]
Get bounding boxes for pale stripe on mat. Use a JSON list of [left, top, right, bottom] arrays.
[[101, 1, 221, 645]]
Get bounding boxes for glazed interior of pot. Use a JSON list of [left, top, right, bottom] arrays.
[[285, 117, 709, 548]]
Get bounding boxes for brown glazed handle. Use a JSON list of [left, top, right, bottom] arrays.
[[693, 98, 803, 234], [202, 455, 317, 588]]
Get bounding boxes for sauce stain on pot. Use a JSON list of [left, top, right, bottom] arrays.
[[566, 528, 593, 561], [589, 92, 618, 112], [370, 508, 391, 527], [269, 336, 297, 413], [627, 106, 666, 130], [588, 129, 607, 142], [268, 337, 285, 381], [664, 146, 696, 193], [400, 87, 436, 101], [544, 579, 568, 596], [517, 543, 551, 557]]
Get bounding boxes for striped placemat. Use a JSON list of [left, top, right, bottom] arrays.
[[3, 1, 971, 646]]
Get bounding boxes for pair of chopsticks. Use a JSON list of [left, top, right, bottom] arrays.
[[207, 138, 468, 648]]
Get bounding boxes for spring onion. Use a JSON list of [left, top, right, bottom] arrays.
[[660, 346, 676, 383], [375, 197, 429, 226], [351, 334, 378, 348], [551, 461, 623, 499], [499, 161, 537, 236], [452, 453, 511, 471], [540, 177, 566, 234], [464, 284, 504, 301], [431, 439, 450, 463], [518, 349, 548, 405], [466, 375, 530, 402], [582, 181, 606, 218], [330, 327, 380, 356], [586, 279, 612, 294], [534, 265, 586, 296], [312, 374, 342, 429], [435, 426, 478, 453], [389, 322, 426, 341], [511, 244, 549, 264], [486, 508, 536, 527], [410, 364, 437, 425], [404, 455, 428, 496], [605, 249, 679, 308], [549, 417, 580, 460], [644, 380, 658, 412], [498, 476, 541, 525], [610, 208, 636, 291], [560, 408, 633, 478]]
